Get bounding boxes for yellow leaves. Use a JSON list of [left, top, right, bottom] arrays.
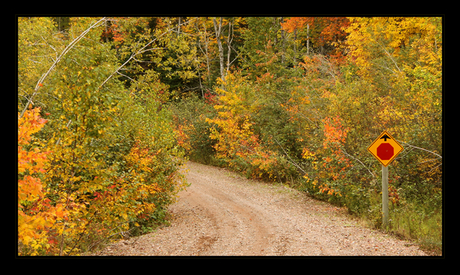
[[17, 17, 188, 255], [21, 235, 34, 247], [206, 74, 282, 179], [345, 17, 442, 81], [174, 122, 192, 152], [18, 108, 47, 145], [125, 140, 155, 173], [301, 147, 316, 160], [18, 108, 78, 255], [207, 112, 255, 161]]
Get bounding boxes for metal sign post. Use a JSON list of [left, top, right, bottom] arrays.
[[382, 165, 389, 228]]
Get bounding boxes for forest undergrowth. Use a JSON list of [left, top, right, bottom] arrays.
[[18, 17, 442, 255]]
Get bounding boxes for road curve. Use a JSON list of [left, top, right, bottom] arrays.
[[92, 161, 427, 256]]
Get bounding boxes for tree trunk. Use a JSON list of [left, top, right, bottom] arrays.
[[213, 17, 225, 87], [306, 23, 310, 56], [280, 17, 286, 64], [195, 19, 212, 91], [225, 20, 233, 74]]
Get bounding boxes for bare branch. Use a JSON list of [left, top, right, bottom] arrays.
[[397, 140, 442, 159], [428, 162, 442, 174], [116, 71, 135, 82], [136, 47, 167, 55], [377, 41, 402, 73], [273, 137, 308, 175], [98, 20, 190, 90], [20, 17, 108, 118], [340, 147, 377, 179]]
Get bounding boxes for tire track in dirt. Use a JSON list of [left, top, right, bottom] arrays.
[[183, 168, 273, 255]]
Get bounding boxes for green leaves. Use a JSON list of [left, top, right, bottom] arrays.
[[18, 16, 442, 255], [18, 17, 186, 255]]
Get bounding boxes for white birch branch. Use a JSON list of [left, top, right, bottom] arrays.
[[397, 140, 442, 159], [20, 17, 107, 118], [340, 146, 377, 179], [98, 20, 189, 90], [273, 137, 308, 175]]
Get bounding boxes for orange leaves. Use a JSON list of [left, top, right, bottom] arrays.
[[323, 116, 348, 148], [18, 108, 48, 196], [18, 176, 43, 202], [107, 20, 126, 44], [18, 17, 189, 255], [173, 115, 192, 152], [18, 108, 71, 254], [282, 17, 350, 40], [322, 116, 351, 167], [318, 183, 341, 197], [285, 17, 350, 48], [281, 17, 310, 33], [18, 107, 47, 146], [299, 115, 352, 198], [319, 17, 350, 43], [125, 140, 158, 175], [281, 17, 350, 64]]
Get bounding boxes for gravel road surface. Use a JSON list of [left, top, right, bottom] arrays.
[[92, 161, 426, 256]]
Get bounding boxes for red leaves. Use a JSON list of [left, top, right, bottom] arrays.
[[204, 91, 217, 105], [282, 17, 350, 64], [93, 191, 102, 200], [388, 186, 401, 206]]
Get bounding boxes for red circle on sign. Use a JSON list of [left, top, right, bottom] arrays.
[[377, 143, 394, 160]]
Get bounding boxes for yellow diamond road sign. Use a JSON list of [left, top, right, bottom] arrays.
[[367, 131, 404, 167]]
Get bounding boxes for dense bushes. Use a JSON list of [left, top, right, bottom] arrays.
[[18, 16, 442, 255], [168, 94, 218, 165], [18, 17, 186, 255], [169, 17, 442, 253]]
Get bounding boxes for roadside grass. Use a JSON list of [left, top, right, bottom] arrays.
[[387, 203, 442, 255], [348, 191, 443, 256]]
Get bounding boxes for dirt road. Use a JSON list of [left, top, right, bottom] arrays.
[[93, 161, 426, 256]]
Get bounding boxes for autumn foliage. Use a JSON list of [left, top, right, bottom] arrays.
[[18, 16, 442, 255], [172, 17, 441, 252], [206, 74, 280, 179], [281, 17, 350, 63], [18, 108, 66, 253], [18, 17, 186, 256]]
